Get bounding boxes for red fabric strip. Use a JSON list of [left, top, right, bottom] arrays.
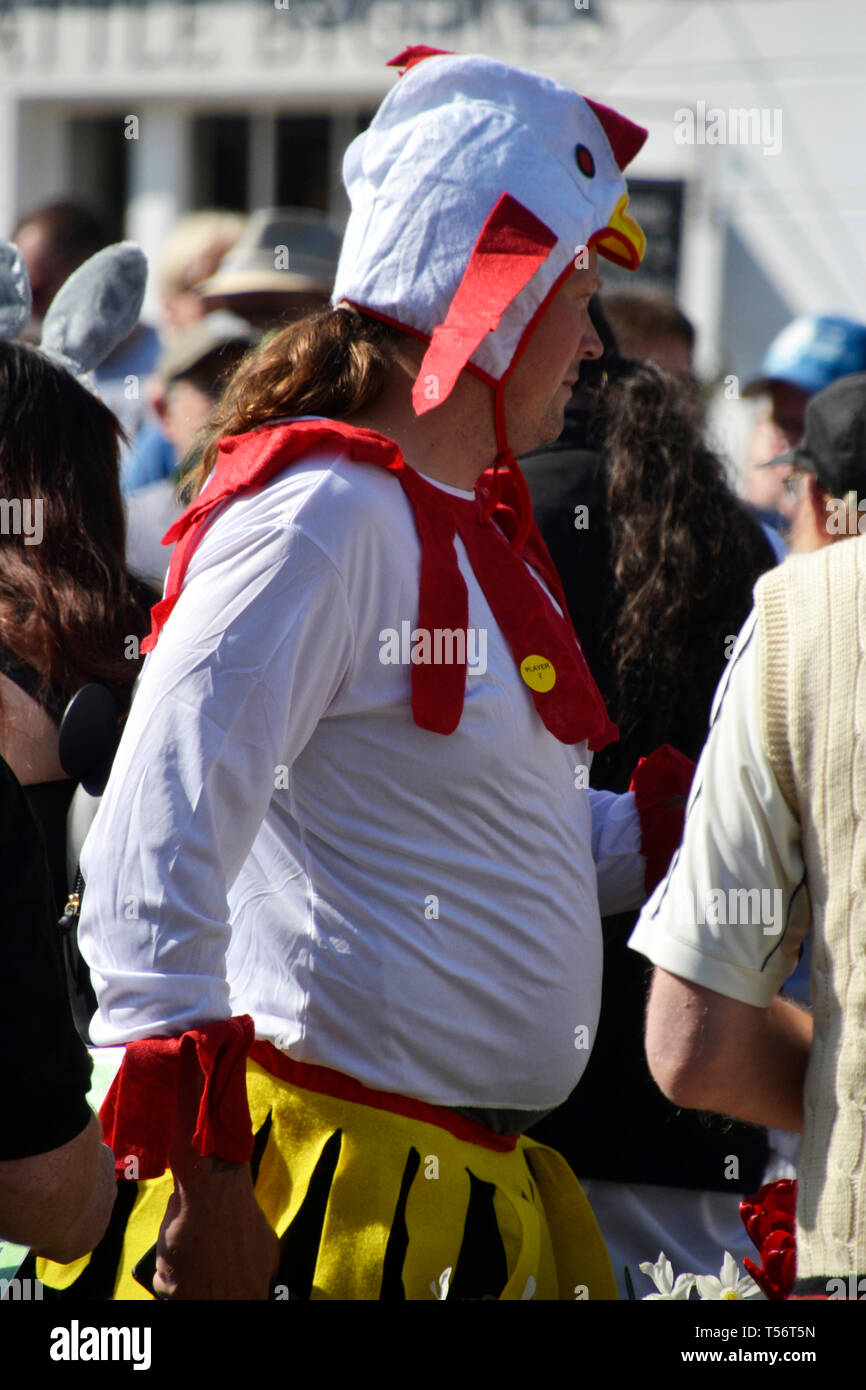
[[100, 1015, 255, 1180], [396, 468, 469, 735], [142, 420, 403, 653], [395, 460, 617, 748], [629, 744, 696, 895], [249, 1041, 518, 1152], [413, 193, 557, 416], [336, 301, 500, 389], [454, 500, 617, 750]]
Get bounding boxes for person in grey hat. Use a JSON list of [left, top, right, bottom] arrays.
[[155, 310, 261, 472], [197, 208, 342, 331], [124, 312, 261, 587], [765, 371, 866, 553]]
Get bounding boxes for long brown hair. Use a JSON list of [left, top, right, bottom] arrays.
[[184, 306, 405, 500], [0, 341, 153, 716], [603, 360, 774, 760]]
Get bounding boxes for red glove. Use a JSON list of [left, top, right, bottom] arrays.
[[629, 744, 696, 896]]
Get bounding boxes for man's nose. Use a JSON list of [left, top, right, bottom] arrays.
[[581, 324, 604, 360]]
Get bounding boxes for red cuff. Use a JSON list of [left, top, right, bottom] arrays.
[[629, 744, 696, 896], [100, 1015, 255, 1180]]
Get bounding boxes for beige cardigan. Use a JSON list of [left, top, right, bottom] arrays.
[[756, 535, 866, 1279]]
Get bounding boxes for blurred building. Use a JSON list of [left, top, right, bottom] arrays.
[[1, 0, 865, 385]]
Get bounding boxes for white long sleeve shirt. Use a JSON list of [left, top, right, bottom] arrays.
[[80, 444, 644, 1112]]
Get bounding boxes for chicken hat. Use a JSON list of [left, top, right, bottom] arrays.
[[334, 45, 647, 468]]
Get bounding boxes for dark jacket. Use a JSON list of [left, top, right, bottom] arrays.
[[521, 391, 775, 1192]]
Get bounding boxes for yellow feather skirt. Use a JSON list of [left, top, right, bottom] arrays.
[[37, 1059, 617, 1301]]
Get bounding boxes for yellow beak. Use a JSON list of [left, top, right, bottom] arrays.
[[592, 193, 646, 270]]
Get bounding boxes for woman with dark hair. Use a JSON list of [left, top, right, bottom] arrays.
[[524, 357, 778, 1293], [0, 340, 153, 911], [598, 359, 777, 785]]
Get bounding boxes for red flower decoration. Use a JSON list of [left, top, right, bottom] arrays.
[[740, 1179, 797, 1246], [739, 1180, 797, 1300]]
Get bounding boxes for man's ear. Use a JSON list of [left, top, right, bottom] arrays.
[[807, 475, 833, 540]]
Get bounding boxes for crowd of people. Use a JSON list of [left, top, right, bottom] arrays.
[[2, 45, 866, 1303]]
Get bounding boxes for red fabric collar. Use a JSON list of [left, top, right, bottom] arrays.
[[145, 419, 617, 750]]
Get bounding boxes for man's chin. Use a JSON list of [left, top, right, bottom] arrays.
[[510, 404, 568, 459], [534, 407, 567, 451]]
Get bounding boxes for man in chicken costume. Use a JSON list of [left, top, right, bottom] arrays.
[[38, 48, 691, 1301]]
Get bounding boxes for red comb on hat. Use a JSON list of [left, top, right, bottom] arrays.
[[387, 45, 453, 73], [584, 98, 648, 171]]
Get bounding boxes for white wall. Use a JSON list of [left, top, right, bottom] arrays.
[[2, 0, 864, 365]]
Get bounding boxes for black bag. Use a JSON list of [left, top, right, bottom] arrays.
[[57, 683, 123, 1044]]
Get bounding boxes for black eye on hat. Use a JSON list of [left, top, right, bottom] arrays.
[[575, 144, 595, 178]]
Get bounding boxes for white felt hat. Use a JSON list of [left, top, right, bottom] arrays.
[[333, 46, 647, 418]]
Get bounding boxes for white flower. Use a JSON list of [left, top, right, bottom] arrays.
[[639, 1251, 695, 1300], [695, 1251, 761, 1301], [431, 1267, 452, 1300], [520, 1275, 536, 1300]]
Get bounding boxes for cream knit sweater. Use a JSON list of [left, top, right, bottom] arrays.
[[756, 536, 866, 1280]]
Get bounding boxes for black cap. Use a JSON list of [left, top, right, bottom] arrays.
[[770, 371, 866, 497]]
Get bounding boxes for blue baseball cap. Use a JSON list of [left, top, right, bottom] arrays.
[[744, 315, 866, 398]]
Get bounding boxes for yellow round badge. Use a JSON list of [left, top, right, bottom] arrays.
[[520, 654, 556, 692]]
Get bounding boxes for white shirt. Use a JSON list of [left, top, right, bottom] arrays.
[[629, 612, 810, 1004], [81, 442, 644, 1111]]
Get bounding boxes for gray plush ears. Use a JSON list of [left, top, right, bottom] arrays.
[[0, 241, 32, 341], [0, 237, 147, 380], [40, 241, 148, 377]]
